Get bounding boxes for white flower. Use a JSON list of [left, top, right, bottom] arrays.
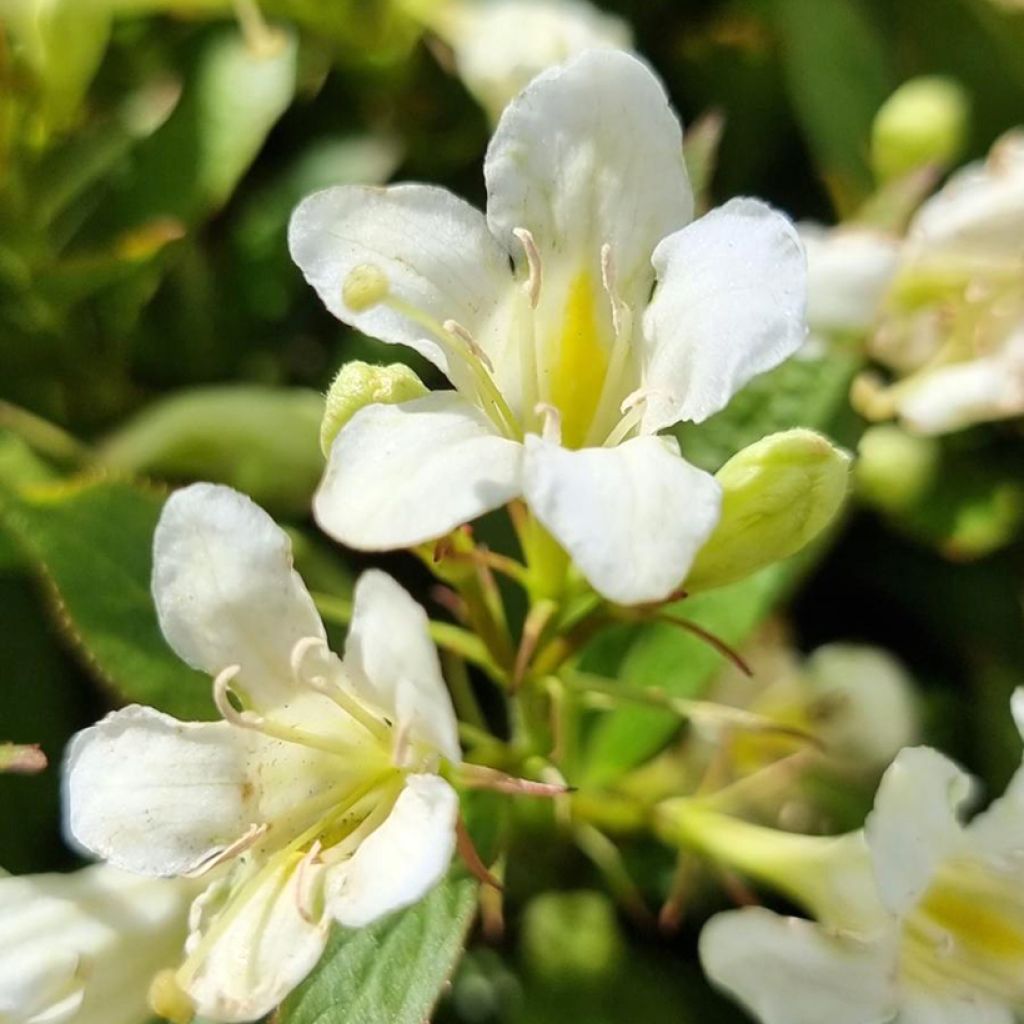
[[63, 483, 461, 1023], [799, 222, 899, 342], [700, 690, 1024, 1024], [425, 0, 632, 121], [289, 50, 807, 606], [0, 863, 193, 1024], [861, 129, 1024, 434]]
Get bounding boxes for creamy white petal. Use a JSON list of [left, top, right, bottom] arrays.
[[181, 859, 330, 1023], [866, 746, 975, 917], [906, 129, 1024, 262], [897, 332, 1024, 435], [898, 993, 1014, 1024], [485, 49, 692, 312], [801, 223, 899, 335], [0, 865, 192, 1024], [699, 907, 897, 1024], [288, 183, 511, 387], [64, 706, 255, 876], [967, 689, 1024, 861], [314, 392, 523, 551], [326, 774, 458, 928], [153, 483, 328, 710], [342, 571, 460, 763], [444, 0, 632, 123], [642, 198, 807, 433], [521, 434, 721, 605]]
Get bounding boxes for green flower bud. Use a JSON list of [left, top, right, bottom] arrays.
[[520, 891, 624, 984], [320, 361, 427, 454], [686, 429, 851, 592], [871, 76, 969, 182], [855, 424, 939, 512]]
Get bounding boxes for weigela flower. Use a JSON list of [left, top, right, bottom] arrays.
[[421, 0, 632, 122], [0, 863, 193, 1024], [859, 129, 1024, 434], [699, 690, 1024, 1024], [289, 50, 807, 606], [63, 483, 461, 1023]]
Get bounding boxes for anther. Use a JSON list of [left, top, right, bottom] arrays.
[[443, 319, 495, 372], [513, 227, 543, 308], [342, 263, 390, 312], [619, 387, 652, 414], [534, 402, 563, 445], [290, 636, 331, 686]]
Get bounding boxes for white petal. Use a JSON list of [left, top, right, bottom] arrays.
[[288, 183, 512, 387], [641, 197, 807, 433], [0, 865, 192, 1024], [899, 992, 1014, 1024], [64, 706, 255, 876], [521, 434, 721, 605], [897, 332, 1024, 435], [153, 483, 327, 710], [314, 392, 523, 551], [805, 644, 919, 770], [967, 689, 1024, 861], [444, 0, 632, 123], [800, 223, 899, 335], [485, 49, 692, 312], [906, 129, 1024, 262], [182, 859, 330, 1022], [342, 571, 460, 763], [866, 746, 975, 917], [699, 907, 897, 1024], [326, 774, 458, 928]]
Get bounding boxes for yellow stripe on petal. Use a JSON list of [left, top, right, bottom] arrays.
[[549, 272, 608, 448]]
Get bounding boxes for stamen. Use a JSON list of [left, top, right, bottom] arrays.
[[600, 390, 651, 448], [443, 319, 495, 373], [289, 636, 391, 744], [513, 227, 543, 308], [534, 402, 563, 445], [184, 823, 270, 878], [392, 721, 412, 768], [212, 666, 264, 729], [600, 243, 624, 337]]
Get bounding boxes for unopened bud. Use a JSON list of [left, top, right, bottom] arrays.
[[686, 430, 851, 591], [871, 76, 969, 182], [521, 891, 624, 984], [855, 424, 938, 512], [342, 263, 390, 312], [321, 361, 427, 454], [149, 969, 194, 1024]]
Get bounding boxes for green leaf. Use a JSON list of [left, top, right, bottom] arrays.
[[280, 877, 478, 1024], [0, 466, 211, 720], [91, 28, 297, 235], [580, 562, 800, 788], [97, 385, 325, 517], [764, 0, 892, 212]]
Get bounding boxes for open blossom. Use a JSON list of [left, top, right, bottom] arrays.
[[421, 0, 632, 121], [0, 864, 193, 1024], [699, 689, 1024, 1024], [858, 129, 1024, 434], [63, 483, 461, 1022], [289, 50, 806, 606]]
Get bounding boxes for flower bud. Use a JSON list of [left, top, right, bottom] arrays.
[[871, 76, 969, 182], [686, 430, 851, 592], [855, 424, 938, 512], [520, 891, 624, 983], [320, 361, 427, 454]]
